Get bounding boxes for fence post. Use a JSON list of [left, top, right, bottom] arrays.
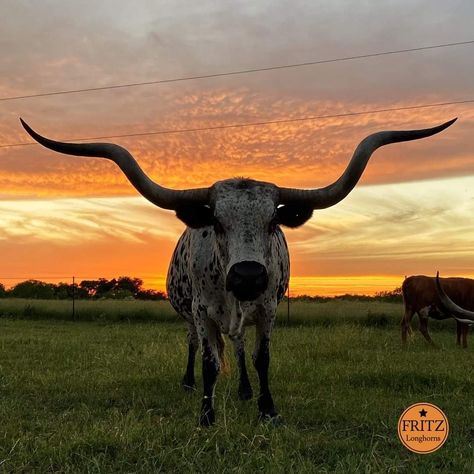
[[287, 280, 290, 324], [72, 275, 75, 320]]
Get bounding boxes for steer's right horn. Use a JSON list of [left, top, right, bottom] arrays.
[[435, 271, 474, 325], [20, 119, 209, 210]]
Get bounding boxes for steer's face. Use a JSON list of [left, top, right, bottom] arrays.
[[176, 178, 313, 301], [213, 180, 277, 301]]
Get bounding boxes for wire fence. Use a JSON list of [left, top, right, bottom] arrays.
[[0, 275, 167, 320], [0, 274, 405, 324], [2, 39, 473, 103]]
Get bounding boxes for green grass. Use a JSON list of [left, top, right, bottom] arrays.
[[0, 298, 178, 322], [0, 302, 472, 472], [0, 298, 451, 330]]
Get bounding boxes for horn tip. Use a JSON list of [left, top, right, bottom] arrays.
[[19, 118, 40, 141], [444, 117, 457, 127], [19, 117, 32, 133]]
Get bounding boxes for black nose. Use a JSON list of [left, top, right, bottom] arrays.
[[226, 261, 269, 301]]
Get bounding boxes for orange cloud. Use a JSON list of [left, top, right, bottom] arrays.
[[1, 92, 472, 199], [1, 174, 473, 296]]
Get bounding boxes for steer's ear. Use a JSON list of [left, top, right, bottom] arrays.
[[175, 204, 214, 228], [276, 205, 313, 228]]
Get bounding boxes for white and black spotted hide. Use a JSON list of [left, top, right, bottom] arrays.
[[167, 179, 293, 425]]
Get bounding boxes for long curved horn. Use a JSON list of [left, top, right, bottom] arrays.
[[435, 272, 474, 324], [20, 119, 209, 210], [279, 118, 457, 208]]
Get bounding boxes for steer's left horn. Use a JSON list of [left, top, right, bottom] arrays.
[[278, 118, 457, 208], [435, 271, 474, 325], [20, 119, 209, 210]]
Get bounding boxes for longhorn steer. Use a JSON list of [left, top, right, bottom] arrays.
[[402, 274, 474, 347], [21, 117, 455, 426]]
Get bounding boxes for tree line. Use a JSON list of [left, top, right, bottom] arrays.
[[0, 277, 166, 300], [0, 277, 403, 302]]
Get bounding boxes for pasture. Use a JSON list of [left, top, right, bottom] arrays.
[[0, 299, 472, 473]]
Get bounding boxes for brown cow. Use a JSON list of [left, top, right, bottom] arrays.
[[401, 275, 474, 347]]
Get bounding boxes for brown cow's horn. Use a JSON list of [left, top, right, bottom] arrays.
[[278, 118, 457, 209], [435, 271, 474, 324], [20, 119, 209, 210]]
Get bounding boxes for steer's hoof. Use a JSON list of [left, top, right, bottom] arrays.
[[199, 408, 215, 427], [259, 413, 283, 427], [181, 376, 196, 392], [238, 385, 253, 401]]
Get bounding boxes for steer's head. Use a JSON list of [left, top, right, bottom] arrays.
[[177, 178, 313, 300], [20, 117, 456, 302], [435, 272, 474, 325]]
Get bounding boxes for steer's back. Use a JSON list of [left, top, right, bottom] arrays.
[[403, 275, 474, 312]]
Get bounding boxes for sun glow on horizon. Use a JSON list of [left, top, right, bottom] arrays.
[[0, 174, 472, 297]]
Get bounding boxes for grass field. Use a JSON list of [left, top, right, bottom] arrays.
[[0, 300, 472, 473]]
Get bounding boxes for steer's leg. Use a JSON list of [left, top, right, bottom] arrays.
[[196, 315, 221, 427], [456, 320, 462, 346], [462, 324, 468, 349], [401, 307, 414, 344], [418, 313, 435, 345], [182, 322, 198, 390], [253, 314, 278, 420], [231, 331, 253, 401]]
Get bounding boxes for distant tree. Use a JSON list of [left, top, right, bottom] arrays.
[[79, 279, 117, 298], [54, 282, 73, 299], [95, 278, 117, 298], [79, 280, 100, 298], [136, 289, 167, 300], [10, 280, 56, 299], [53, 282, 88, 299], [375, 287, 403, 303], [116, 276, 143, 296], [4, 277, 167, 301], [72, 284, 89, 299]]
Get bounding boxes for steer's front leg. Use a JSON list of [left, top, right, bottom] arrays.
[[231, 331, 253, 401], [253, 311, 278, 420], [195, 312, 221, 427]]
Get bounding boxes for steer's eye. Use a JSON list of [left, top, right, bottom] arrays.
[[268, 219, 278, 234], [213, 218, 224, 235]]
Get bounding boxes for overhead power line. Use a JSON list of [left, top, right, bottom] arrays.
[[1, 98, 471, 149], [1, 40, 473, 103]]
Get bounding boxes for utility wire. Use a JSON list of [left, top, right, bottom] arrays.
[[1, 98, 471, 149], [1, 40, 473, 103]]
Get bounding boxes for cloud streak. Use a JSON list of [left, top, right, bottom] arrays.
[[0, 176, 472, 294]]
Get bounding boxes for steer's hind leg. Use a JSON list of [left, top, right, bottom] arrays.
[[232, 332, 253, 401], [401, 307, 414, 344], [456, 320, 462, 346], [182, 323, 198, 391], [253, 314, 278, 421], [462, 324, 469, 349]]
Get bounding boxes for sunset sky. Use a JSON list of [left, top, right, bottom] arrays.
[[1, 0, 473, 295]]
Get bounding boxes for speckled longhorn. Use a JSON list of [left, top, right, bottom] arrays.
[[21, 117, 456, 426]]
